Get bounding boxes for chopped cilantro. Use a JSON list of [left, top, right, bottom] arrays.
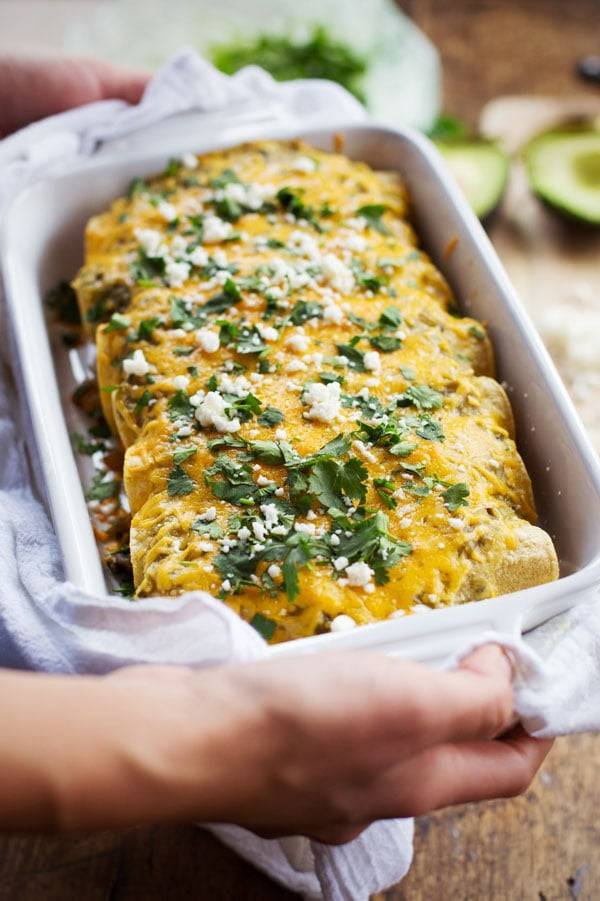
[[379, 306, 402, 329], [257, 407, 284, 427], [167, 465, 196, 496], [336, 343, 365, 371], [415, 419, 445, 441], [134, 389, 153, 415], [131, 249, 166, 284], [369, 334, 402, 352], [87, 473, 119, 501], [443, 483, 470, 511], [211, 26, 367, 102], [249, 613, 277, 640], [164, 158, 182, 177], [210, 169, 240, 189], [232, 392, 262, 422], [192, 519, 224, 539], [320, 371, 345, 385], [216, 195, 243, 222], [308, 456, 368, 512], [72, 433, 105, 456], [202, 277, 242, 314], [373, 477, 397, 509], [173, 445, 197, 465], [289, 300, 324, 325], [233, 325, 267, 355], [115, 580, 134, 597], [170, 296, 193, 328], [334, 511, 411, 585], [105, 312, 130, 333], [137, 316, 161, 342], [168, 390, 194, 421], [352, 260, 383, 293], [356, 204, 389, 235], [276, 186, 319, 228], [127, 176, 147, 199], [397, 385, 444, 411]]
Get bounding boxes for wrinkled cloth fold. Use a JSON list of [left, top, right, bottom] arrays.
[[0, 48, 598, 901]]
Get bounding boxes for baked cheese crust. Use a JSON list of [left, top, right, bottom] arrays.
[[73, 139, 559, 642]]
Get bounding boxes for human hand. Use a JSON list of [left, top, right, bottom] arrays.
[[174, 645, 551, 844], [0, 55, 149, 138], [0, 646, 551, 838]]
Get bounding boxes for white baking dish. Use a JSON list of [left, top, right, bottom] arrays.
[[3, 121, 600, 665]]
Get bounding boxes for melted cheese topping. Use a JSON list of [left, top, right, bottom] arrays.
[[73, 139, 558, 643]]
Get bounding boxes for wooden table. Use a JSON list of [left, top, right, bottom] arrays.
[[2, 1, 600, 898]]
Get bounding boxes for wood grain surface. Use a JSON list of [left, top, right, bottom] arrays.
[[1, 1, 600, 899]]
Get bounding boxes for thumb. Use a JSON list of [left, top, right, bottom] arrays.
[[458, 643, 514, 681], [411, 643, 515, 748], [84, 58, 150, 105]]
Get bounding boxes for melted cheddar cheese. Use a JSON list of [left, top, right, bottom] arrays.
[[73, 139, 558, 642]]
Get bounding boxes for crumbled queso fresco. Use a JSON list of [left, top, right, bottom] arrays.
[[69, 138, 557, 644]]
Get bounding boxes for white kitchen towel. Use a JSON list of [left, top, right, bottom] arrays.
[[0, 48, 598, 901]]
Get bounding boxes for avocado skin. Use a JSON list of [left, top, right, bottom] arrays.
[[524, 128, 600, 227], [434, 140, 510, 221]]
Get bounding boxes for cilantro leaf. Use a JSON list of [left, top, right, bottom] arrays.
[[127, 176, 147, 199], [315, 433, 352, 458], [170, 297, 193, 328], [334, 511, 411, 584], [249, 613, 276, 640], [173, 445, 197, 465], [137, 316, 162, 341], [216, 195, 243, 222], [357, 204, 389, 235], [369, 334, 402, 352], [308, 457, 368, 512], [276, 187, 319, 229], [168, 390, 194, 421], [87, 473, 119, 501], [211, 168, 240, 189], [415, 419, 444, 441], [351, 259, 383, 293], [167, 464, 196, 496], [289, 300, 324, 325], [336, 343, 365, 371], [373, 477, 397, 510], [231, 392, 262, 422], [131, 249, 166, 284], [135, 389, 153, 415], [257, 407, 284, 428], [202, 277, 242, 314], [443, 482, 470, 511], [469, 324, 486, 341], [379, 306, 402, 329], [105, 312, 130, 333], [234, 326, 267, 355], [192, 519, 224, 538], [72, 432, 106, 456], [397, 385, 444, 411], [164, 158, 182, 177]]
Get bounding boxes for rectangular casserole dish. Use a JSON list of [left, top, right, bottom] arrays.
[[3, 121, 600, 664]]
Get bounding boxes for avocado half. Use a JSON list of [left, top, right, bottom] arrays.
[[524, 127, 600, 226], [434, 140, 510, 220]]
